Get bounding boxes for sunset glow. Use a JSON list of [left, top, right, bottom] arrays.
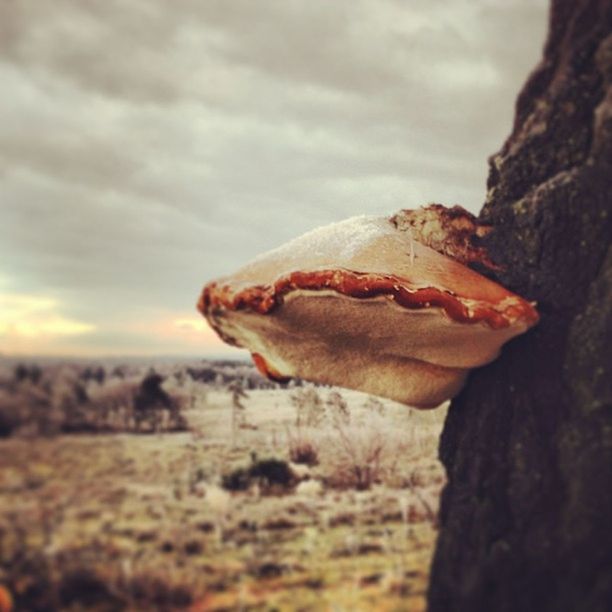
[[0, 294, 95, 337]]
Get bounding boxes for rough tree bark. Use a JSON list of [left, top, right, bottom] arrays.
[[428, 2, 612, 611]]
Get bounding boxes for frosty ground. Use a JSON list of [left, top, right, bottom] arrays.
[[0, 359, 447, 611]]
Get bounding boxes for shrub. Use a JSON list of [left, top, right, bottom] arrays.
[[325, 415, 390, 490], [13, 363, 42, 385], [249, 458, 295, 489], [221, 467, 251, 492], [186, 366, 217, 384], [0, 409, 16, 438], [289, 439, 319, 466], [291, 388, 325, 427], [286, 421, 320, 466], [221, 457, 296, 493], [326, 391, 350, 426], [131, 373, 188, 432], [58, 568, 123, 610], [0, 366, 189, 436]]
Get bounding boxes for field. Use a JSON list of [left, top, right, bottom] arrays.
[[0, 359, 447, 611]]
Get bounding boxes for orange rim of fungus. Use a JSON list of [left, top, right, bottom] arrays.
[[198, 268, 539, 332]]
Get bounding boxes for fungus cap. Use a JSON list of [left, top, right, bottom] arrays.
[[198, 206, 538, 408]]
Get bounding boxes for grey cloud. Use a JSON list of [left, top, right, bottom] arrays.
[[0, 0, 548, 356]]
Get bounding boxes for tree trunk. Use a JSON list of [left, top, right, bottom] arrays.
[[428, 2, 612, 611]]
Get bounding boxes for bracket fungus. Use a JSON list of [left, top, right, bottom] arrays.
[[198, 205, 539, 408]]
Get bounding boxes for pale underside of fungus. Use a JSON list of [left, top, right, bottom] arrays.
[[198, 205, 539, 408]]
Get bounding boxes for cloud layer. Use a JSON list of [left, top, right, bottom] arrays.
[[0, 0, 548, 356]]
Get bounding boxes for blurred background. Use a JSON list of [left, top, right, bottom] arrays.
[[0, 0, 548, 359]]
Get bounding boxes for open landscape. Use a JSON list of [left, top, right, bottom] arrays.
[[2, 2, 607, 609], [0, 358, 447, 611]]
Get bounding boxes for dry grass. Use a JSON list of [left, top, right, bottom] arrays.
[[0, 361, 447, 611]]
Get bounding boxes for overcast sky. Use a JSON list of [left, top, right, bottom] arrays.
[[0, 0, 548, 358]]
